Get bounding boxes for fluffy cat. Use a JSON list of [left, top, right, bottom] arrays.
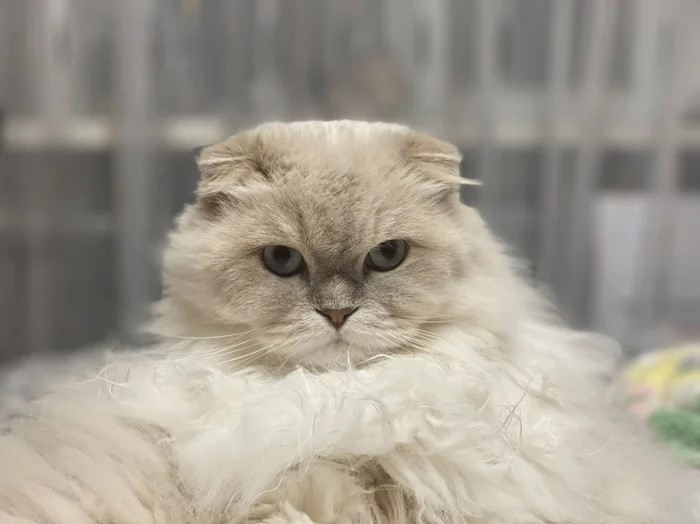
[[0, 121, 693, 524]]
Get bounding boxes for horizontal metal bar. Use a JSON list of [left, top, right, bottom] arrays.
[[3, 115, 227, 150], [0, 213, 113, 235], [5, 114, 700, 150]]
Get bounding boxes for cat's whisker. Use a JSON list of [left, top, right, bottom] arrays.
[[218, 340, 284, 366], [344, 345, 355, 371], [356, 351, 397, 367], [151, 329, 254, 341], [381, 331, 449, 356], [374, 333, 412, 352], [412, 330, 453, 344], [418, 329, 493, 352], [224, 346, 281, 372], [218, 347, 269, 366], [201, 331, 268, 357], [413, 326, 495, 348], [201, 345, 257, 359], [409, 333, 461, 353], [374, 330, 461, 360], [272, 339, 303, 375], [398, 316, 454, 322]]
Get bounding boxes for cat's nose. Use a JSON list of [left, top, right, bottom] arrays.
[[316, 307, 358, 329]]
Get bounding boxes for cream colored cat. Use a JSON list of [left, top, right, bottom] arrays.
[[0, 121, 693, 524]]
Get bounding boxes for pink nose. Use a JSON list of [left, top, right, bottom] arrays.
[[316, 307, 357, 329]]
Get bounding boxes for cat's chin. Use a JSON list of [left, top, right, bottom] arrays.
[[292, 342, 379, 371], [263, 331, 402, 372]]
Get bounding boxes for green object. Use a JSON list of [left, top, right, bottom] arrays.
[[649, 407, 700, 467]]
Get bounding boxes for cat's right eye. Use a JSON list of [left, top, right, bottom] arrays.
[[365, 239, 408, 272], [261, 245, 305, 277]]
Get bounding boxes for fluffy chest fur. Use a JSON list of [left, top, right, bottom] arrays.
[[0, 328, 691, 524]]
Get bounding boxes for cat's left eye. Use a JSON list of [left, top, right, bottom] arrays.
[[365, 240, 408, 272]]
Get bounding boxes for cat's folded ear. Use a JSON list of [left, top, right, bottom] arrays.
[[193, 132, 275, 217], [400, 131, 480, 194]]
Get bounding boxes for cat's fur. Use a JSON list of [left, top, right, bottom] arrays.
[[0, 121, 693, 524]]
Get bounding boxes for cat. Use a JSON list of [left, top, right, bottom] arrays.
[[0, 121, 693, 524]]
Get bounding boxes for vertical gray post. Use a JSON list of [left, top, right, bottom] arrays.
[[537, 0, 575, 290], [250, 1, 285, 122], [411, 0, 449, 135], [221, 1, 253, 130], [384, 0, 415, 124], [475, 0, 501, 225], [564, 0, 618, 325], [630, 0, 662, 116], [0, 1, 7, 112], [384, 0, 415, 77], [0, 0, 11, 356], [22, 0, 75, 353], [113, 0, 158, 339], [632, 0, 688, 344]]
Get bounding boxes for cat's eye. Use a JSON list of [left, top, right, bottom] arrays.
[[365, 240, 408, 272], [262, 245, 305, 277]]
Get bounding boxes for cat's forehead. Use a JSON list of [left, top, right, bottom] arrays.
[[198, 121, 464, 251], [266, 164, 420, 252], [253, 128, 427, 238]]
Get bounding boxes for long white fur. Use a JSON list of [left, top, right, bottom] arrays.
[[0, 321, 692, 524], [0, 120, 693, 523]]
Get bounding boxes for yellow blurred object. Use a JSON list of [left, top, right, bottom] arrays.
[[622, 344, 700, 415]]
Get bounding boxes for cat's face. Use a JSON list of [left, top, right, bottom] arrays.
[[159, 122, 491, 369]]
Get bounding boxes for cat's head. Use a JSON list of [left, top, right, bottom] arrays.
[[155, 121, 515, 369]]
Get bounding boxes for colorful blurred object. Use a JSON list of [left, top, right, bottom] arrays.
[[621, 344, 700, 467], [623, 345, 700, 413]]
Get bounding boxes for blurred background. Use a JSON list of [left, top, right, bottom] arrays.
[[0, 0, 699, 364]]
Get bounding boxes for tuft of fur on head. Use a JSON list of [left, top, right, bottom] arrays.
[[152, 121, 507, 372]]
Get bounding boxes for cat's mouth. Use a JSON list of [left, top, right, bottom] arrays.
[[331, 330, 349, 342], [250, 315, 412, 369]]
